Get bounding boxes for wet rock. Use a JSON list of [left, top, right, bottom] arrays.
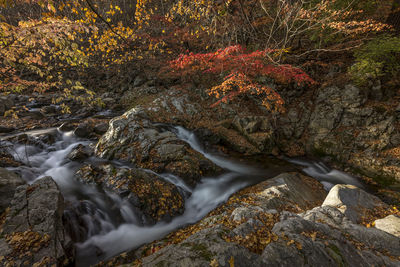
[[40, 105, 58, 115], [0, 126, 15, 134], [322, 184, 387, 223], [95, 107, 220, 187], [0, 168, 24, 214], [19, 110, 45, 120], [94, 122, 109, 135], [59, 122, 75, 132], [0, 176, 73, 266], [74, 123, 93, 138], [68, 144, 93, 162], [0, 147, 21, 167], [75, 164, 185, 225], [374, 215, 400, 237]]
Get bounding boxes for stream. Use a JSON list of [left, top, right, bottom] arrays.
[[2, 125, 364, 266]]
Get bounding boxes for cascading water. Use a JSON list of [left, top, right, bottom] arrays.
[[284, 157, 364, 190], [2, 125, 365, 266]]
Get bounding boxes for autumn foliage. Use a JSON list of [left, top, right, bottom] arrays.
[[169, 45, 315, 112], [0, 0, 399, 113]]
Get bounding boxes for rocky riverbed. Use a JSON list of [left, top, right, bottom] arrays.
[[0, 80, 399, 266]]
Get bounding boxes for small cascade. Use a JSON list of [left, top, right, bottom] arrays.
[[2, 125, 366, 266]]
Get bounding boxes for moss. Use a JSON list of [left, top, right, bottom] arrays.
[[127, 94, 158, 109], [189, 243, 214, 261], [327, 244, 346, 267], [351, 167, 395, 187], [155, 260, 167, 267]]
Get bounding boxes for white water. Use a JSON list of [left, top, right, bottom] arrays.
[[285, 157, 364, 190], [3, 125, 365, 266]]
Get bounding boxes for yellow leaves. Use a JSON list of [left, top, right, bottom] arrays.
[[229, 256, 234, 267], [210, 258, 219, 267], [310, 231, 317, 241]]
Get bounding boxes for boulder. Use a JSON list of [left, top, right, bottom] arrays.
[[58, 122, 75, 132], [374, 215, 400, 237], [0, 177, 73, 266], [249, 172, 327, 211], [74, 123, 93, 138], [0, 168, 24, 214], [94, 123, 109, 135], [322, 184, 387, 223], [95, 107, 220, 187], [141, 226, 265, 267], [75, 164, 186, 225], [68, 144, 93, 162]]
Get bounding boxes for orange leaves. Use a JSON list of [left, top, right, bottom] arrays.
[[209, 73, 285, 113], [169, 45, 315, 112]]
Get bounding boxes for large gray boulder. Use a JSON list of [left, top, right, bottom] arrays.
[[95, 107, 220, 187], [0, 177, 73, 266], [322, 184, 387, 223], [0, 168, 24, 214]]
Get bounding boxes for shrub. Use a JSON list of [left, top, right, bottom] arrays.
[[349, 36, 400, 85], [168, 45, 315, 113]]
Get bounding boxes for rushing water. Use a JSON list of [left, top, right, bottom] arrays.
[[2, 125, 364, 266]]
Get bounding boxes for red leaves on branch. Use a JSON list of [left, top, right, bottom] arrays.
[[169, 45, 315, 112]]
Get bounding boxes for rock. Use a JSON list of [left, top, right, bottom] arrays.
[[251, 172, 327, 211], [265, 210, 400, 267], [302, 84, 400, 183], [102, 97, 115, 107], [374, 215, 400, 237], [75, 164, 185, 225], [0, 96, 14, 115], [232, 116, 275, 152], [94, 122, 109, 135], [68, 144, 93, 161], [133, 75, 147, 87], [0, 177, 73, 266], [108, 172, 399, 267], [0, 168, 24, 214], [19, 110, 45, 120], [141, 225, 265, 267], [0, 126, 15, 133], [322, 184, 387, 223], [40, 105, 58, 114], [95, 107, 220, 187], [58, 122, 75, 132], [74, 123, 93, 138], [0, 147, 21, 167]]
